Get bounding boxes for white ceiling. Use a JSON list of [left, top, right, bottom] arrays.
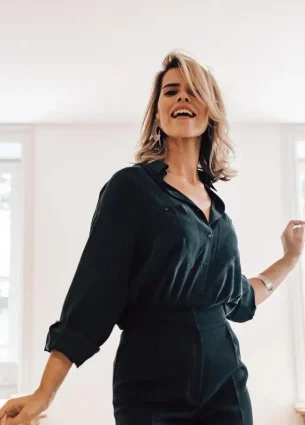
[[1, 0, 305, 124]]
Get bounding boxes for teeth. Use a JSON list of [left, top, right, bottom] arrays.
[[172, 109, 194, 118]]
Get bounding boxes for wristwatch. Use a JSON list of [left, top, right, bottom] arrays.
[[256, 274, 273, 292]]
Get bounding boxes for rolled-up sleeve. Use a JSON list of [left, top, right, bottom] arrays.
[[45, 170, 138, 367], [224, 275, 257, 323]]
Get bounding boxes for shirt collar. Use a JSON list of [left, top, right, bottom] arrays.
[[139, 159, 217, 191], [137, 160, 226, 220]]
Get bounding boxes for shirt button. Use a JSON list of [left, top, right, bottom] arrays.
[[203, 261, 208, 267], [164, 207, 169, 211], [207, 233, 212, 239]]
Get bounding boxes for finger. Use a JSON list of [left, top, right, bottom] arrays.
[[0, 405, 8, 420], [0, 413, 7, 425], [291, 220, 305, 226], [294, 223, 305, 232], [6, 411, 30, 425], [284, 221, 305, 233], [294, 228, 305, 239]]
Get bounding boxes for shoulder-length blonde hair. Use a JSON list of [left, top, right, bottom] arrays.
[[134, 51, 237, 182]]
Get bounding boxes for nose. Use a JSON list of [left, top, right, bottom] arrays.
[[178, 93, 190, 103]]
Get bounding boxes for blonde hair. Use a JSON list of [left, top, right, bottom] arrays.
[[134, 51, 237, 182]]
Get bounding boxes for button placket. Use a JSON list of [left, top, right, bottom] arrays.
[[195, 206, 211, 225], [202, 231, 213, 267]]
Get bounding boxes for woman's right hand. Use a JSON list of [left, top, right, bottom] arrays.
[[0, 388, 51, 425]]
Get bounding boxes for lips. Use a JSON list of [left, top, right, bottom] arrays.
[[171, 107, 196, 118]]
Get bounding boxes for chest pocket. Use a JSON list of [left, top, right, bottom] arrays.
[[149, 201, 200, 245], [162, 203, 195, 224]]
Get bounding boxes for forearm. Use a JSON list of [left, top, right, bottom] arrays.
[[36, 350, 73, 404], [249, 254, 298, 306]]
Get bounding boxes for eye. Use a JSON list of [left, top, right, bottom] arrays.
[[189, 88, 200, 96], [165, 90, 177, 96]]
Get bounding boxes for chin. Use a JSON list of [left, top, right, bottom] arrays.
[[165, 129, 204, 140], [163, 123, 207, 140]]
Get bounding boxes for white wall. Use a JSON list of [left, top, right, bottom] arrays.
[[27, 124, 299, 425], [219, 124, 298, 425]]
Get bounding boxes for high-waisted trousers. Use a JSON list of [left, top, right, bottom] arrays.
[[113, 305, 253, 425]]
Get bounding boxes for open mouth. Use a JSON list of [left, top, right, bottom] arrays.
[[171, 109, 196, 118]]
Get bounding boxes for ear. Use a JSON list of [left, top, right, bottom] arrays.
[[155, 112, 160, 120]]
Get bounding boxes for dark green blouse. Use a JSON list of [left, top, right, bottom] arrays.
[[45, 160, 256, 367]]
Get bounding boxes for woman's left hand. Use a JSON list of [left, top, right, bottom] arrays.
[[281, 220, 305, 262]]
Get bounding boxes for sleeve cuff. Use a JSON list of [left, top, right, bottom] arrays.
[[225, 286, 257, 323], [44, 321, 100, 367]]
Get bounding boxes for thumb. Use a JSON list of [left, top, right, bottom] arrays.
[[293, 224, 305, 237], [6, 410, 30, 425], [284, 220, 305, 235], [286, 220, 305, 230]]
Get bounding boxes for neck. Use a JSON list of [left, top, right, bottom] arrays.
[[164, 136, 201, 185]]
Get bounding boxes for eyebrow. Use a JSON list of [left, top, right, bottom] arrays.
[[162, 83, 181, 90]]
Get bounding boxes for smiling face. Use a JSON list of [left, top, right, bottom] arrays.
[[156, 67, 209, 140]]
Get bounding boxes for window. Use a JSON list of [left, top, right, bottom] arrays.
[[0, 142, 22, 398], [296, 141, 305, 211], [282, 126, 305, 408], [295, 141, 305, 294]]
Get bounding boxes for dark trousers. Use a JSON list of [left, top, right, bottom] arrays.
[[113, 306, 253, 425]]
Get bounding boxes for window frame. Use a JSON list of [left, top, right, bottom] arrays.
[[0, 127, 35, 394], [281, 124, 305, 407], [0, 160, 22, 364]]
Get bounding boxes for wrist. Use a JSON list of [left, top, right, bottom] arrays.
[[35, 386, 56, 406], [282, 254, 300, 269]]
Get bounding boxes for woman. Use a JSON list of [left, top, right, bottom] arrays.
[[0, 51, 304, 425]]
